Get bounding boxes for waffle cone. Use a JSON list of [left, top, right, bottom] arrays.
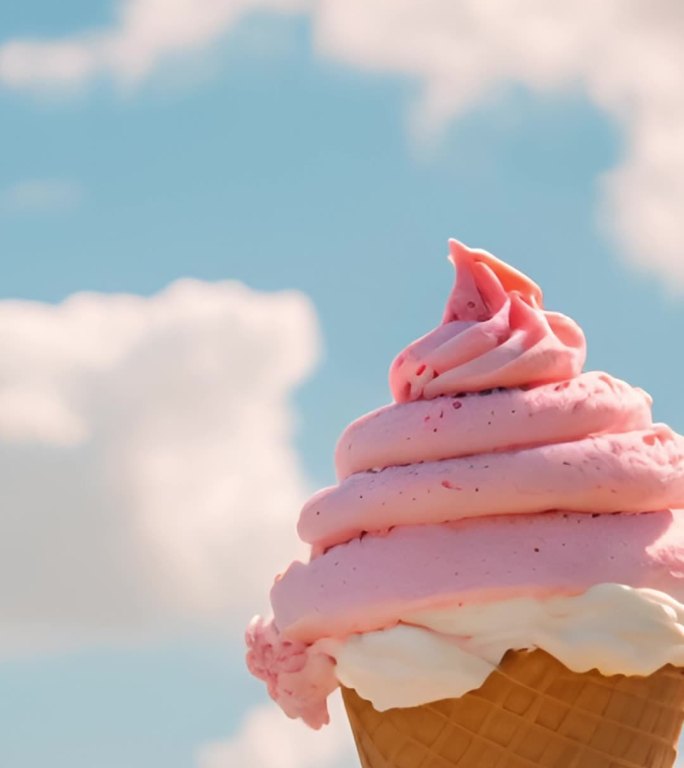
[[341, 648, 684, 767]]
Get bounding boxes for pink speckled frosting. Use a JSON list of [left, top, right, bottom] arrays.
[[246, 240, 684, 728]]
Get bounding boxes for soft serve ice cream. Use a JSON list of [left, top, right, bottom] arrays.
[[246, 240, 684, 729]]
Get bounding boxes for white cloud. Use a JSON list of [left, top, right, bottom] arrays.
[[0, 279, 319, 653], [1, 179, 83, 212], [197, 692, 356, 768], [312, 0, 684, 290], [4, 0, 682, 289], [0, 0, 307, 89]]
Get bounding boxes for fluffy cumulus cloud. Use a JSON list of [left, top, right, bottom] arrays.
[[0, 280, 319, 653], [2, 1, 682, 290], [197, 692, 356, 768]]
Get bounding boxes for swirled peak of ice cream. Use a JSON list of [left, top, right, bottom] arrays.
[[389, 240, 587, 401], [246, 240, 684, 729]]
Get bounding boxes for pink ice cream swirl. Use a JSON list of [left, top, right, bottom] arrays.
[[246, 240, 684, 728], [389, 240, 587, 401]]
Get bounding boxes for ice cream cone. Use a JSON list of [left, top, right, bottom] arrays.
[[246, 242, 684, 756], [341, 648, 684, 768]]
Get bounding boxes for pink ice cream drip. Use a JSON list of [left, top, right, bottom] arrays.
[[245, 617, 337, 729], [389, 240, 586, 402]]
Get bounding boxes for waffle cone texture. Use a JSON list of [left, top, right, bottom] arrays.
[[341, 649, 684, 768]]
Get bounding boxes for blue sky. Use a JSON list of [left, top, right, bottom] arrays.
[[1, 4, 683, 768]]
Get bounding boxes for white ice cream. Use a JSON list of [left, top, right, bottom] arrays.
[[317, 584, 684, 711]]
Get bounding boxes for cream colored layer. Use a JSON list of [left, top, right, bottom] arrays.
[[322, 584, 684, 711]]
